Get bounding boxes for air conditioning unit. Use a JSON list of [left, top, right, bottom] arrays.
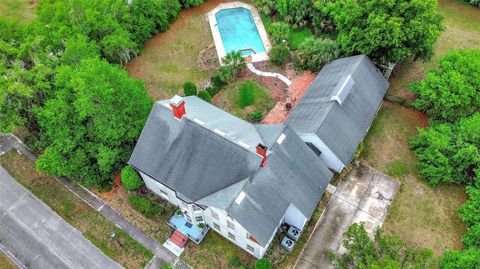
[[281, 236, 295, 252], [287, 226, 301, 241]]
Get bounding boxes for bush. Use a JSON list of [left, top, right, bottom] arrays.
[[230, 256, 240, 266], [255, 259, 272, 269], [212, 75, 227, 88], [183, 81, 197, 96], [269, 22, 290, 45], [197, 223, 205, 229], [458, 187, 480, 228], [295, 37, 340, 72], [121, 165, 144, 190], [248, 111, 264, 123], [180, 0, 204, 8], [269, 45, 290, 66], [237, 81, 255, 108], [223, 51, 246, 77], [462, 223, 480, 248], [206, 85, 221, 97], [128, 194, 163, 217], [197, 90, 212, 103]]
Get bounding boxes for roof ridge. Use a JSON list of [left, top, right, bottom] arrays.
[[312, 55, 366, 134]]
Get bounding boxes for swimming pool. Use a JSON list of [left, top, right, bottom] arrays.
[[215, 8, 265, 56], [207, 2, 271, 64]]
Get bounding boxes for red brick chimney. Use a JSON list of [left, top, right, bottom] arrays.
[[256, 143, 267, 167], [170, 95, 186, 120]]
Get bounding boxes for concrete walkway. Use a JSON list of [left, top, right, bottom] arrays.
[[0, 134, 191, 269], [247, 63, 292, 86], [295, 163, 399, 269], [0, 165, 123, 269]]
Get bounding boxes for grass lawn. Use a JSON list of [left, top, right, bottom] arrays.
[[386, 0, 480, 104], [0, 152, 153, 269], [0, 252, 16, 269], [213, 79, 275, 121], [0, 0, 36, 23], [125, 0, 226, 100], [361, 102, 467, 255]]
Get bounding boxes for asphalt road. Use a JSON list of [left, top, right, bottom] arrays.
[[0, 165, 123, 269]]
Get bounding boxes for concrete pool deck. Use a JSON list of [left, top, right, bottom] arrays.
[[206, 1, 272, 65]]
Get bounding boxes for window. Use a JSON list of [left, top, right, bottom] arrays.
[[213, 223, 220, 231], [185, 214, 192, 223], [228, 232, 236, 241], [247, 244, 254, 253], [211, 211, 219, 220], [227, 220, 235, 230], [306, 142, 322, 156], [195, 216, 203, 222]]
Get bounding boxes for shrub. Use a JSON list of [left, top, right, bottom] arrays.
[[206, 85, 221, 97], [295, 37, 340, 72], [197, 223, 205, 229], [180, 0, 204, 8], [237, 81, 255, 108], [175, 209, 182, 215], [223, 51, 246, 77], [128, 194, 164, 217], [197, 90, 212, 103], [230, 256, 240, 266], [269, 45, 290, 66], [269, 22, 290, 45], [255, 259, 272, 269], [239, 266, 248, 269], [212, 75, 227, 88], [461, 223, 480, 248], [183, 81, 197, 96], [249, 111, 264, 123], [458, 187, 480, 227], [218, 66, 234, 82], [121, 165, 144, 190], [440, 247, 480, 269]]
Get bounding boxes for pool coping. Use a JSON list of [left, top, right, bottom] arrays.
[[206, 1, 272, 65]]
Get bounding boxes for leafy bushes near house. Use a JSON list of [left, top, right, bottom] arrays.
[[248, 111, 265, 123], [197, 90, 212, 103], [183, 81, 197, 96], [223, 51, 246, 78], [269, 45, 290, 66], [255, 258, 272, 269], [269, 22, 290, 45], [180, 0, 204, 8], [121, 165, 143, 190], [294, 38, 340, 72], [230, 256, 240, 266], [237, 81, 256, 108], [128, 194, 164, 217], [330, 223, 437, 268]]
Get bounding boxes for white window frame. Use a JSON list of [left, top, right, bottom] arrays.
[[247, 244, 254, 253], [211, 211, 219, 220], [228, 232, 236, 241], [227, 220, 235, 230]]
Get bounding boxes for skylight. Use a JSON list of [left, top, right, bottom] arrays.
[[331, 75, 355, 105], [235, 191, 246, 205], [276, 133, 286, 144]]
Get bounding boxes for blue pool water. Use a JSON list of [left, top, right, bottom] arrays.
[[215, 8, 266, 56]]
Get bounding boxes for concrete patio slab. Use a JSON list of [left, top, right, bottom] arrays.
[[295, 163, 399, 269]]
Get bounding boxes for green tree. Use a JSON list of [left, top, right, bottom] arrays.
[[269, 45, 290, 66], [440, 247, 480, 269], [330, 223, 437, 269], [322, 0, 443, 64], [410, 50, 480, 123], [458, 187, 480, 228], [35, 58, 152, 188], [121, 165, 143, 190], [197, 90, 211, 103], [223, 51, 246, 77], [183, 81, 197, 96], [409, 114, 480, 186], [61, 34, 100, 66], [269, 22, 290, 45], [295, 37, 340, 71], [462, 224, 480, 249]]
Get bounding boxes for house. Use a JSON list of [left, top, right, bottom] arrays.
[[128, 54, 389, 258], [128, 96, 333, 258], [286, 55, 389, 172]]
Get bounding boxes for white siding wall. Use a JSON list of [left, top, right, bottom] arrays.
[[298, 133, 344, 172], [284, 204, 307, 230], [203, 207, 268, 258]]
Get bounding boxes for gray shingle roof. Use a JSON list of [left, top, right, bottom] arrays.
[[286, 55, 389, 166], [129, 97, 332, 246]]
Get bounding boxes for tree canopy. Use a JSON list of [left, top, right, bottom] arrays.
[[322, 0, 443, 64], [35, 58, 152, 188], [330, 223, 437, 269], [410, 50, 480, 123]]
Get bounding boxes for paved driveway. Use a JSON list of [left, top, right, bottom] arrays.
[[296, 163, 399, 269], [0, 165, 123, 269]]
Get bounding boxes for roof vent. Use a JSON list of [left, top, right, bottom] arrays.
[[235, 191, 246, 205], [331, 75, 355, 105]]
